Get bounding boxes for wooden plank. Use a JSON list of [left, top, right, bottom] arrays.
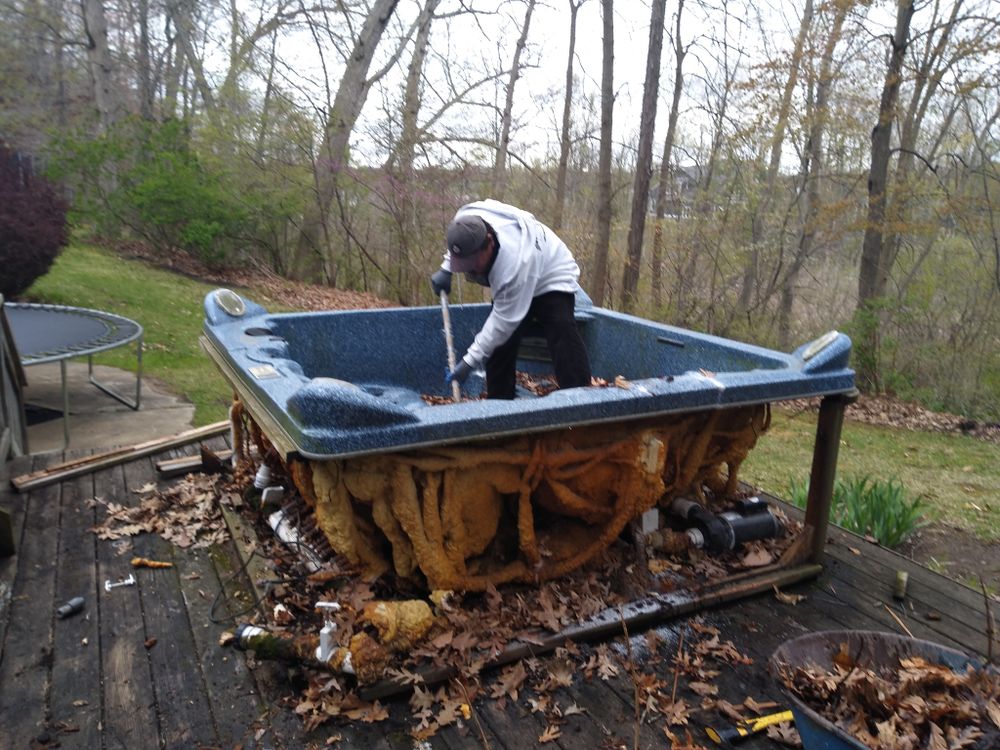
[[475, 685, 557, 750], [0, 454, 33, 647], [49, 471, 102, 745], [823, 544, 994, 646], [121, 454, 220, 749], [11, 420, 230, 492], [825, 526, 993, 613], [817, 554, 985, 654], [157, 440, 270, 748], [0, 452, 61, 747], [767, 492, 992, 613], [94, 460, 160, 750]]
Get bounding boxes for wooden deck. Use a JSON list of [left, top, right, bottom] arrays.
[[1, 438, 995, 750]]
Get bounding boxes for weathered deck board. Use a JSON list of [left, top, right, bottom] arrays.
[[49, 471, 102, 745], [0, 453, 35, 674], [93, 460, 161, 750], [0, 452, 61, 748], [120, 453, 219, 749], [2, 447, 998, 749], [157, 440, 273, 749]]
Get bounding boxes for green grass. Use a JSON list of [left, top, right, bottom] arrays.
[[742, 408, 1000, 542], [22, 243, 238, 426]]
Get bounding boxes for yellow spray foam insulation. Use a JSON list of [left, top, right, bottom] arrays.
[[242, 403, 770, 591]]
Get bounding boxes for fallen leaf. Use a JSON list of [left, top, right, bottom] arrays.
[[986, 699, 1000, 729], [688, 680, 718, 697], [741, 547, 773, 568], [144, 637, 157, 650], [773, 586, 805, 605], [538, 724, 562, 743]]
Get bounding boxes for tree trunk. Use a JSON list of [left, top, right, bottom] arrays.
[[291, 0, 400, 282], [620, 0, 667, 313], [393, 0, 440, 304], [167, 0, 218, 116], [81, 0, 117, 132], [163, 16, 181, 117], [137, 0, 153, 120], [881, 0, 961, 299], [650, 0, 686, 311], [777, 0, 849, 349], [739, 0, 814, 315], [857, 0, 915, 391], [493, 0, 536, 201], [552, 0, 584, 230], [590, 0, 614, 307]]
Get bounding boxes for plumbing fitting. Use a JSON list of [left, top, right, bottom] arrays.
[[665, 496, 781, 553]]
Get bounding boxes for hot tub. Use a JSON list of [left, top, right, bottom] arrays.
[[201, 288, 856, 590], [202, 289, 853, 460]]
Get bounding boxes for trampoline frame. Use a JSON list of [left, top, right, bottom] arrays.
[[4, 302, 143, 449]]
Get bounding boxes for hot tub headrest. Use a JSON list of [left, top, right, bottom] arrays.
[[287, 377, 419, 429]]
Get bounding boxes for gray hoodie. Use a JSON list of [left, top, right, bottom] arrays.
[[440, 199, 582, 369]]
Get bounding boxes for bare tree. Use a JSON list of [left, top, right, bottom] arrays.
[[590, 0, 614, 306], [389, 0, 441, 303], [777, 0, 850, 348], [291, 0, 401, 281], [857, 0, 915, 391], [82, 0, 117, 131], [493, 0, 536, 200], [737, 0, 814, 316], [650, 0, 687, 310], [620, 0, 667, 312], [166, 0, 218, 116], [552, 0, 586, 230]]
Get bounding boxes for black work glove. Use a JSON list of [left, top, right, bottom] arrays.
[[445, 359, 472, 385], [431, 269, 452, 296]]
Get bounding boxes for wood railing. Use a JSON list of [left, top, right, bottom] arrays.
[[1, 294, 29, 464]]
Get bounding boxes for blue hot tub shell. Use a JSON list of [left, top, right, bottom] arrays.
[[201, 289, 854, 461]]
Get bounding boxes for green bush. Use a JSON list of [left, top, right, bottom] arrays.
[[0, 145, 69, 298], [47, 119, 247, 265], [787, 474, 926, 548]]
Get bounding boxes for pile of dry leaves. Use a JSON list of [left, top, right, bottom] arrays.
[[784, 394, 1000, 444], [117, 241, 393, 313], [778, 646, 1000, 749], [90, 472, 240, 549], [236, 489, 802, 746]]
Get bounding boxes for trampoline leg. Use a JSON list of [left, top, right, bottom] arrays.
[[87, 336, 142, 410], [61, 359, 70, 449]]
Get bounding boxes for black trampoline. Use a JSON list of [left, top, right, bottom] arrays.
[[4, 302, 143, 447]]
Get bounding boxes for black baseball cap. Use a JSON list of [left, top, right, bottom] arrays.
[[446, 215, 488, 272]]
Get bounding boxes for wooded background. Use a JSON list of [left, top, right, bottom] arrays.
[[2, 0, 998, 419]]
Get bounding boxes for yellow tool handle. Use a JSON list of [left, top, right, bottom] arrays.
[[705, 709, 794, 744]]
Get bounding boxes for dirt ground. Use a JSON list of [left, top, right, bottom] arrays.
[[901, 522, 1000, 596]]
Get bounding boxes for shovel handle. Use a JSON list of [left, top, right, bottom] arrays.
[[440, 291, 462, 402]]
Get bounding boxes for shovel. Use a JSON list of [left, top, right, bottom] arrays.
[[440, 291, 462, 402]]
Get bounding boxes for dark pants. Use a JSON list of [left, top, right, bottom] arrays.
[[485, 291, 592, 399]]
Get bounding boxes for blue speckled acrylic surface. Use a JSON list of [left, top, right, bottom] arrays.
[[202, 289, 855, 459]]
